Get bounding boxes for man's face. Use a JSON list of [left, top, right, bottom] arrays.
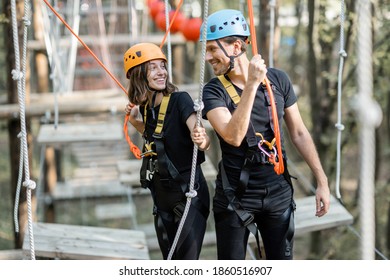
[[205, 40, 232, 76]]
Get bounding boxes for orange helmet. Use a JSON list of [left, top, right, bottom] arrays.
[[123, 43, 167, 78]]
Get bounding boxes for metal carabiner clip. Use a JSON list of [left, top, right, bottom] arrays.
[[258, 140, 277, 158]]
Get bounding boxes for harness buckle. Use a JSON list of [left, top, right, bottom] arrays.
[[240, 211, 254, 227], [152, 132, 163, 139]]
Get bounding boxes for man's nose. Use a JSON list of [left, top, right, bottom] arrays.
[[205, 52, 212, 61]]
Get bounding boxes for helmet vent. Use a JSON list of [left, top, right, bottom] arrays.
[[135, 51, 142, 58]]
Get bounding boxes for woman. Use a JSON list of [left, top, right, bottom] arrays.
[[123, 43, 211, 259]]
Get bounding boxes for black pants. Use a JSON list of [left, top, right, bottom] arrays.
[[150, 168, 210, 259], [213, 176, 294, 260]]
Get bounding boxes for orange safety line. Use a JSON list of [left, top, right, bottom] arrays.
[[42, 0, 141, 159], [247, 1, 284, 175], [159, 0, 184, 48]]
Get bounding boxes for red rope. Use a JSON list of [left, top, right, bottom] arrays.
[[42, 0, 141, 159], [247, 1, 284, 174]]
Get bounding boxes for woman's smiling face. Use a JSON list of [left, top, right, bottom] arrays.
[[146, 59, 167, 91]]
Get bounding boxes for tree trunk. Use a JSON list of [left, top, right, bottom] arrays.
[[4, 0, 36, 248]]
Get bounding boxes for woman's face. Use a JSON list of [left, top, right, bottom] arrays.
[[146, 59, 167, 91]]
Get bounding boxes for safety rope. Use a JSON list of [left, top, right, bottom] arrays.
[[166, 0, 209, 260], [247, 0, 284, 175], [355, 0, 382, 260], [11, 0, 36, 260], [334, 0, 347, 201]]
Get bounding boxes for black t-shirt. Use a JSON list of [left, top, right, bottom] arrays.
[[141, 91, 205, 174], [202, 67, 297, 182]]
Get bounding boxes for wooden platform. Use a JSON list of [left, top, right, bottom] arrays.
[[51, 181, 128, 201], [294, 194, 353, 235], [23, 222, 149, 260], [0, 250, 25, 260], [37, 122, 123, 144]]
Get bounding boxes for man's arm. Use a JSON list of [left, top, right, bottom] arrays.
[[206, 55, 266, 147], [284, 103, 330, 217]]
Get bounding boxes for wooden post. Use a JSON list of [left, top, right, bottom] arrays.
[[4, 0, 36, 248], [32, 0, 58, 222]]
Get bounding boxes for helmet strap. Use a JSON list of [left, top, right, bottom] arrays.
[[216, 39, 245, 75]]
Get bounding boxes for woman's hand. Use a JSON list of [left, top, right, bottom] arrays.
[[191, 125, 210, 151], [125, 103, 144, 133]]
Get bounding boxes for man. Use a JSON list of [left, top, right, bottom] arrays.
[[201, 9, 330, 260]]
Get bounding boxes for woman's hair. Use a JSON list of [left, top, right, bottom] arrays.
[[221, 36, 248, 52], [127, 60, 177, 106]]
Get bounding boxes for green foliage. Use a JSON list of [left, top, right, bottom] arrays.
[[0, 13, 10, 24]]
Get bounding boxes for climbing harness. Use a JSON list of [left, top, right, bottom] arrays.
[[216, 75, 283, 175], [139, 92, 207, 259], [215, 73, 291, 259]]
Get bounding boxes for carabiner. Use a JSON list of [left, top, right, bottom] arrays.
[[258, 140, 277, 158], [142, 142, 157, 157]]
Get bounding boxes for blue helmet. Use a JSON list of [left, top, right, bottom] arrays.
[[200, 9, 250, 41]]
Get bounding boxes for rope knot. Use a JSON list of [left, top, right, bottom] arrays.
[[335, 123, 345, 131], [11, 69, 23, 81], [193, 99, 204, 112], [339, 50, 347, 57], [23, 179, 36, 190], [186, 189, 197, 198], [22, 16, 31, 26]]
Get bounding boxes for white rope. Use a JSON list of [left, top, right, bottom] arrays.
[[268, 0, 276, 68], [334, 0, 347, 201], [13, 133, 24, 235], [167, 0, 209, 260], [355, 0, 382, 260], [10, 0, 36, 260]]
